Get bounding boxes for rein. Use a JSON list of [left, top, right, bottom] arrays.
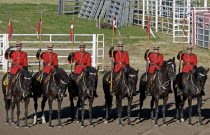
[[122, 70, 136, 96], [157, 71, 170, 90], [18, 72, 32, 98]]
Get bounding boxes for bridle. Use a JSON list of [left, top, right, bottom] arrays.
[[122, 70, 137, 96], [82, 71, 97, 97], [18, 72, 32, 98]]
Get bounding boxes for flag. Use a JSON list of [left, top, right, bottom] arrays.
[[112, 17, 117, 34], [36, 17, 42, 39], [145, 18, 150, 35], [70, 21, 74, 41], [8, 20, 13, 40], [182, 17, 186, 25]]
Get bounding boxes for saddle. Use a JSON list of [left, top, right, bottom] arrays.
[[182, 73, 190, 85], [76, 72, 83, 84], [105, 71, 122, 83], [42, 74, 51, 88], [3, 71, 20, 86], [146, 73, 157, 88]]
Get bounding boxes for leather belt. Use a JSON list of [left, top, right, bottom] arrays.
[[43, 63, 54, 66], [183, 63, 193, 65], [12, 63, 23, 66], [76, 63, 87, 65], [149, 64, 159, 66], [114, 63, 126, 65]]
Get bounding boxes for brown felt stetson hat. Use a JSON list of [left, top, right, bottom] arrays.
[[153, 46, 160, 50], [16, 41, 22, 47], [47, 43, 54, 49], [79, 41, 86, 48], [186, 47, 193, 50], [116, 41, 124, 47]]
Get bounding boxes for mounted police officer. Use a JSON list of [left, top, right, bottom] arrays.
[[36, 43, 58, 85], [68, 41, 97, 97], [177, 47, 204, 95], [4, 41, 28, 99], [108, 41, 131, 95], [144, 46, 163, 80]]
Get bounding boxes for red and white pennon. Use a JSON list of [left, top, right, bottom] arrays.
[[36, 17, 42, 39], [112, 17, 117, 34], [70, 21, 74, 41], [8, 20, 13, 40]]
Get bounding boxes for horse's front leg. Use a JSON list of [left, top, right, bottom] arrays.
[[70, 96, 75, 121], [75, 98, 80, 123], [48, 98, 53, 128], [24, 98, 30, 128], [11, 100, 15, 124], [127, 96, 133, 126], [154, 97, 159, 126], [16, 100, 21, 128], [150, 96, 155, 121], [197, 96, 203, 125], [80, 98, 85, 128], [4, 99, 10, 124], [33, 97, 38, 125], [162, 95, 168, 126], [41, 97, 47, 124], [57, 98, 63, 128], [116, 96, 123, 126], [89, 97, 94, 127], [188, 97, 192, 126]]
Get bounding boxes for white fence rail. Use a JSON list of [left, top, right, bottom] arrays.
[[0, 34, 104, 72]]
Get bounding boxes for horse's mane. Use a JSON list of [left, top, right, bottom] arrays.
[[84, 66, 97, 73]]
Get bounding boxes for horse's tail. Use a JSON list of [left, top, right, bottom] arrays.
[[2, 73, 12, 109], [139, 73, 147, 100], [102, 72, 112, 109]]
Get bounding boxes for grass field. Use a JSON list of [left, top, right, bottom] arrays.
[[0, 2, 209, 73]]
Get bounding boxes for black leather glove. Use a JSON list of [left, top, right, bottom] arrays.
[[5, 48, 11, 58], [109, 46, 114, 56], [54, 65, 59, 69], [68, 52, 74, 61], [177, 51, 183, 60], [36, 49, 42, 59], [144, 49, 149, 60], [23, 66, 28, 70]]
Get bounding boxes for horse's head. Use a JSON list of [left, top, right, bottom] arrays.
[[83, 66, 98, 92], [122, 65, 139, 94], [52, 68, 69, 96], [163, 57, 176, 81], [20, 68, 33, 93], [194, 66, 209, 91]]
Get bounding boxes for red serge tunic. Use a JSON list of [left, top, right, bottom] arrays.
[[181, 53, 197, 73], [147, 52, 164, 73], [41, 52, 58, 74], [5, 51, 28, 74], [68, 51, 91, 74], [111, 51, 129, 72]]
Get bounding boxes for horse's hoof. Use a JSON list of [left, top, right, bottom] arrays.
[[136, 119, 140, 123], [5, 122, 10, 125], [176, 120, 180, 123], [42, 116, 46, 124], [16, 126, 20, 128], [104, 121, 108, 124], [155, 124, 159, 127], [128, 124, 133, 127], [181, 118, 184, 122], [90, 125, 95, 128], [48, 126, 53, 128], [119, 124, 123, 127], [80, 126, 85, 128], [151, 120, 154, 123], [163, 124, 168, 127], [58, 125, 63, 128], [24, 126, 29, 129], [188, 124, 192, 127], [76, 121, 80, 123], [11, 122, 15, 125]]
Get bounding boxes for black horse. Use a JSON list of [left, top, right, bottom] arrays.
[[103, 66, 139, 126], [174, 66, 209, 125], [32, 68, 68, 128], [138, 58, 176, 126], [68, 66, 98, 128], [2, 68, 32, 128]]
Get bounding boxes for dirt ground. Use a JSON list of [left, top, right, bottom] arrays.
[[0, 74, 210, 135]]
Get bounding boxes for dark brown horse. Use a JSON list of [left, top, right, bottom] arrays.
[[32, 68, 68, 128], [138, 58, 176, 126], [174, 66, 209, 125], [2, 68, 32, 128], [68, 66, 98, 128], [103, 66, 139, 126]]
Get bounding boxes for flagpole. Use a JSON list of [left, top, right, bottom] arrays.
[[38, 12, 42, 74], [179, 16, 185, 74], [145, 16, 150, 81], [70, 10, 75, 75], [110, 17, 115, 94]]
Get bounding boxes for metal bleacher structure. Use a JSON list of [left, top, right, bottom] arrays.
[[58, 0, 84, 15]]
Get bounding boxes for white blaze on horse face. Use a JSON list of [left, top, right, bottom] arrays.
[[199, 73, 206, 77]]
